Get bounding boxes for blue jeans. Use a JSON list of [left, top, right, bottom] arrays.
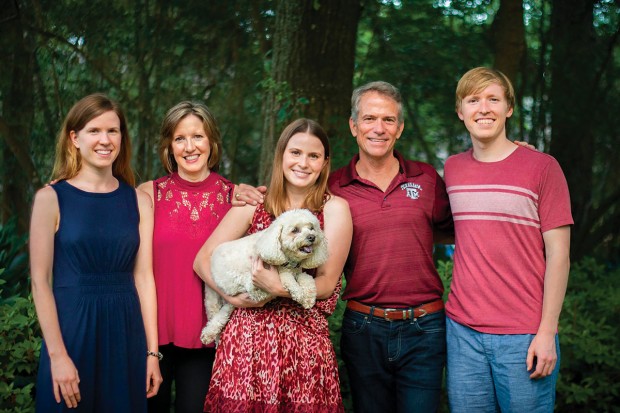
[[446, 318, 560, 413], [340, 307, 446, 413]]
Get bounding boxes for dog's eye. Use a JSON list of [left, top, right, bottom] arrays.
[[291, 227, 300, 234]]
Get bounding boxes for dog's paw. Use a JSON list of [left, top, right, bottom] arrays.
[[293, 275, 317, 309], [200, 325, 218, 345], [301, 297, 316, 309], [297, 293, 316, 309]]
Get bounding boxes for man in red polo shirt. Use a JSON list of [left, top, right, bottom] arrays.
[[328, 81, 453, 413]]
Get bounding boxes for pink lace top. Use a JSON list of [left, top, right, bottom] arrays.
[[152, 172, 233, 348]]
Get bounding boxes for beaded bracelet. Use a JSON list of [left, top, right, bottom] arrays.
[[147, 350, 163, 361]]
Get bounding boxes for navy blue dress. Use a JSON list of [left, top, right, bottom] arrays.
[[35, 180, 147, 412]]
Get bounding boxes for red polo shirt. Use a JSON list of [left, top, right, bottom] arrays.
[[329, 151, 453, 308]]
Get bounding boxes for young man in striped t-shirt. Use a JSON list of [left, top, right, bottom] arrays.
[[444, 67, 572, 413]]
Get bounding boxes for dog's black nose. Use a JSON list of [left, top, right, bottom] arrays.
[[307, 235, 315, 243]]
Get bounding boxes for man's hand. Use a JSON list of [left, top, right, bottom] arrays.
[[513, 140, 537, 150], [526, 331, 557, 379]]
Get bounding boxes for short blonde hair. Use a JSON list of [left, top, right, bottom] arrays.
[[455, 67, 515, 112], [159, 101, 223, 173], [52, 94, 134, 186]]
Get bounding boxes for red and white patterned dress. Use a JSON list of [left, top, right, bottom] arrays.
[[204, 202, 344, 413]]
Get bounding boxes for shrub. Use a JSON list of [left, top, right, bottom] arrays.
[[0, 218, 39, 413], [0, 291, 40, 413], [555, 258, 620, 412], [0, 218, 29, 299]]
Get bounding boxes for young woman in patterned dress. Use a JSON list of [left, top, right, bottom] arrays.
[[194, 118, 353, 412]]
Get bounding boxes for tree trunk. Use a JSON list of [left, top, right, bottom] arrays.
[[491, 0, 526, 84], [0, 3, 39, 234], [259, 0, 361, 183], [549, 0, 596, 259]]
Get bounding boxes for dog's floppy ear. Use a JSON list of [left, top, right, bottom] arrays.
[[301, 228, 329, 269], [256, 219, 288, 265]]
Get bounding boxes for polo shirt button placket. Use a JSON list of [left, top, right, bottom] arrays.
[[382, 195, 391, 208]]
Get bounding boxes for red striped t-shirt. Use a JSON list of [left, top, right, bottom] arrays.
[[444, 147, 573, 334]]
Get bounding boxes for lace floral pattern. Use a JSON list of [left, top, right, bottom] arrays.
[[152, 172, 233, 348], [156, 176, 231, 222]]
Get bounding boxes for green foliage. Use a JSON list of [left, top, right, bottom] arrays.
[[436, 258, 454, 302], [556, 258, 620, 412], [0, 218, 29, 299], [0, 294, 40, 413], [0, 218, 39, 412]]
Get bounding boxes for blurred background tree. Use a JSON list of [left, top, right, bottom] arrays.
[[1, 0, 618, 411]]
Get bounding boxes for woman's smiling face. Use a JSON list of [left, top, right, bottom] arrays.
[[170, 114, 211, 181], [282, 132, 327, 190]]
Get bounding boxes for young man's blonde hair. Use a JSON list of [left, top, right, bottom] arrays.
[[455, 67, 515, 112]]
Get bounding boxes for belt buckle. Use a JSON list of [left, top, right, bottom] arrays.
[[383, 308, 409, 321]]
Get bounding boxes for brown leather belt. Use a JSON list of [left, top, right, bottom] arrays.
[[346, 299, 444, 321]]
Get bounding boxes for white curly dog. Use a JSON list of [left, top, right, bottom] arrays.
[[200, 208, 328, 345]]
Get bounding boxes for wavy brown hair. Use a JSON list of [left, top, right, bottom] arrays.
[[264, 118, 331, 217], [51, 93, 135, 186]]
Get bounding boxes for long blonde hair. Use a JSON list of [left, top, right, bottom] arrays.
[[51, 94, 135, 186], [264, 118, 331, 217]]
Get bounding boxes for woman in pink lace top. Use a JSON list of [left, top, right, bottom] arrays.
[[138, 102, 262, 413], [194, 118, 353, 412]]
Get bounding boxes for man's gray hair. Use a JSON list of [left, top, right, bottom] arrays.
[[350, 81, 403, 124]]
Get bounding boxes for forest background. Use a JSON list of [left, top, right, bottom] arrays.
[[1, 0, 619, 411]]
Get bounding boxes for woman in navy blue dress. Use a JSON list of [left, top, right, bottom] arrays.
[[30, 94, 163, 411]]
